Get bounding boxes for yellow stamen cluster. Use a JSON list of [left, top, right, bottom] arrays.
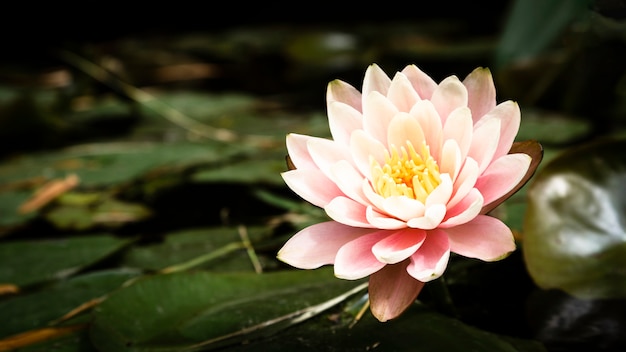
[[371, 141, 441, 203]]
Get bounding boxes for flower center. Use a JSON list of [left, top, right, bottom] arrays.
[[370, 141, 441, 203]]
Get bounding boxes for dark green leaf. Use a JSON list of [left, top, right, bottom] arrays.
[[495, 0, 592, 67], [120, 226, 271, 272], [0, 141, 244, 189], [0, 234, 132, 287], [0, 269, 140, 338], [89, 268, 365, 351], [228, 303, 546, 352]]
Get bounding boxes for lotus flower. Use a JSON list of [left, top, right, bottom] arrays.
[[278, 64, 541, 322]]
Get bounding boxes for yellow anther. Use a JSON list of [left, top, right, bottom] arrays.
[[370, 141, 441, 203]]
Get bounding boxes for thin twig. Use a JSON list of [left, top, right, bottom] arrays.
[[238, 225, 263, 274], [159, 241, 247, 274]]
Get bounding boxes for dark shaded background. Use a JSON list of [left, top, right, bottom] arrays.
[[0, 1, 514, 66]]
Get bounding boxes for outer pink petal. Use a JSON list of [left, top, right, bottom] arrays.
[[475, 153, 531, 207], [443, 215, 516, 261], [277, 221, 372, 269], [327, 101, 363, 147], [467, 117, 501, 174], [476, 101, 520, 161], [401, 64, 437, 99], [463, 67, 496, 122], [325, 196, 373, 228], [282, 169, 342, 208], [409, 100, 443, 161], [350, 129, 387, 179], [386, 112, 425, 152], [387, 72, 421, 112], [430, 76, 468, 125], [407, 229, 450, 282], [286, 133, 323, 170], [307, 137, 351, 178], [368, 261, 425, 322], [362, 64, 391, 100], [327, 79, 362, 112], [363, 91, 398, 145], [372, 228, 426, 264], [334, 230, 388, 279]]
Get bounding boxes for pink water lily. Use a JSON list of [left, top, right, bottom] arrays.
[[278, 64, 540, 322]]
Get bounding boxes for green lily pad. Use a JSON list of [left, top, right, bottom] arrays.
[[89, 268, 366, 351], [0, 140, 244, 189], [192, 152, 288, 186], [516, 109, 591, 146], [495, 0, 591, 67], [228, 303, 546, 352], [0, 190, 36, 230], [523, 138, 626, 298], [121, 226, 272, 272], [0, 269, 140, 338], [0, 234, 132, 287]]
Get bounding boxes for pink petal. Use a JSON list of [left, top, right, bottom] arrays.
[[475, 153, 531, 207], [382, 196, 425, 222], [401, 64, 437, 100], [386, 112, 425, 152], [362, 64, 391, 100], [425, 174, 453, 208], [430, 76, 468, 125], [362, 178, 386, 210], [372, 228, 426, 264], [442, 106, 473, 161], [307, 137, 351, 178], [438, 139, 462, 182], [468, 117, 501, 174], [409, 100, 443, 161], [334, 230, 388, 279], [387, 72, 421, 112], [277, 221, 372, 269], [362, 91, 398, 145], [440, 188, 483, 228], [407, 229, 450, 282], [407, 204, 446, 230], [366, 206, 407, 230], [368, 261, 425, 322], [282, 169, 342, 208], [327, 79, 362, 112], [327, 101, 363, 147], [476, 101, 520, 161], [325, 196, 373, 228], [329, 160, 368, 205], [350, 129, 388, 179], [448, 157, 479, 208], [463, 67, 496, 122], [285, 133, 322, 170], [443, 215, 516, 261]]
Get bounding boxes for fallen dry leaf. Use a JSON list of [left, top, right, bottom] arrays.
[[18, 174, 80, 214]]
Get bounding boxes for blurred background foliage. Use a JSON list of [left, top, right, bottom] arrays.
[[1, 0, 626, 351]]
